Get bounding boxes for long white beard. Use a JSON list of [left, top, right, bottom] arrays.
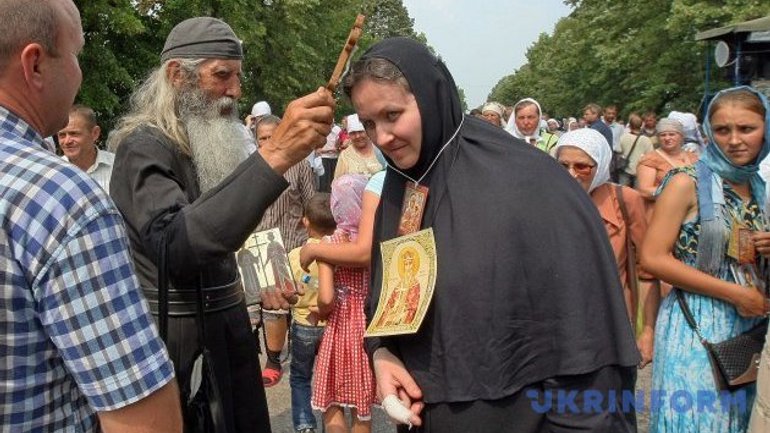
[[179, 89, 250, 193]]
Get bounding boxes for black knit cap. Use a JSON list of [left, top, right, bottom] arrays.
[[160, 17, 243, 63]]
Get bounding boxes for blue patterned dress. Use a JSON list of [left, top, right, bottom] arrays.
[[650, 166, 766, 433]]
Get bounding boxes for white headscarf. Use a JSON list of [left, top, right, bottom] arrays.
[[667, 111, 698, 141], [667, 110, 705, 152], [346, 113, 365, 132], [506, 98, 542, 142], [481, 102, 506, 127], [250, 101, 271, 117], [553, 128, 611, 193]]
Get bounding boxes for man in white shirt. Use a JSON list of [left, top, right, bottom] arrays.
[[602, 104, 625, 152], [58, 105, 114, 191]]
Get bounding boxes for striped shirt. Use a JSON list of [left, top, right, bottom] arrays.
[[0, 106, 174, 431], [255, 160, 316, 251]]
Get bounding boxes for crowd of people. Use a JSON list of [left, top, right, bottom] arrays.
[[2, 2, 770, 433]]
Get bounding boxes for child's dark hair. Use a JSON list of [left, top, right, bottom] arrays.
[[305, 193, 336, 234]]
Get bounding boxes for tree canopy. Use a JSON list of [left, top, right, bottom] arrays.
[[487, 0, 770, 120], [73, 0, 456, 132]]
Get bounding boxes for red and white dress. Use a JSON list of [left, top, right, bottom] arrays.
[[311, 233, 376, 419]]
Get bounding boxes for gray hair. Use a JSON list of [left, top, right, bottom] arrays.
[[0, 0, 58, 73], [255, 114, 280, 129], [108, 58, 205, 156]]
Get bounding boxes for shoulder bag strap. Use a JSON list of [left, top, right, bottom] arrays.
[[674, 289, 709, 345], [625, 133, 642, 159], [615, 184, 640, 325], [655, 148, 679, 168]]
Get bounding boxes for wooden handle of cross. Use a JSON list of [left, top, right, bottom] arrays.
[[326, 14, 365, 93]]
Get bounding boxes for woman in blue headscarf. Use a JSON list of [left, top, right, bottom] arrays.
[[641, 86, 770, 432]]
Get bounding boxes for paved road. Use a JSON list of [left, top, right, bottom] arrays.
[[637, 365, 652, 432], [261, 353, 395, 433], [262, 350, 652, 433]]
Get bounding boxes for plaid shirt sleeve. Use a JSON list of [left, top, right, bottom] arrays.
[[35, 204, 175, 411]]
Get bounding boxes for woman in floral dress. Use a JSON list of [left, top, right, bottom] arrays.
[[642, 86, 770, 432]]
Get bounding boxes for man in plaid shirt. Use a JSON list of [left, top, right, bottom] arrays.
[[0, 1, 182, 431]]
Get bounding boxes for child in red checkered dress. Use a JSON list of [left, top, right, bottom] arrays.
[[312, 174, 376, 433]]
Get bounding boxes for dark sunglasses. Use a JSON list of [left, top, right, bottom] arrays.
[[559, 161, 595, 176]]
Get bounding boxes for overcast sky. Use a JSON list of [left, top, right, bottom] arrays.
[[401, 0, 573, 109]]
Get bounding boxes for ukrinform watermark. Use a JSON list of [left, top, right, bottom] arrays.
[[525, 389, 749, 414]]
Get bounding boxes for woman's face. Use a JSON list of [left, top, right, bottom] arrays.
[[482, 111, 502, 126], [349, 130, 370, 149], [352, 79, 423, 169], [256, 122, 277, 148], [515, 104, 540, 136], [657, 131, 683, 153], [710, 103, 765, 166], [557, 146, 596, 193]]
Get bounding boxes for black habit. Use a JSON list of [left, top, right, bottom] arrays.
[[363, 38, 640, 414], [110, 126, 286, 433]]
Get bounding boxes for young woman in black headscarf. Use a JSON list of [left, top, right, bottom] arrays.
[[343, 37, 640, 432]]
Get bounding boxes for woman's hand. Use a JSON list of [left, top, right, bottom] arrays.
[[373, 348, 423, 427], [636, 328, 654, 369], [752, 231, 770, 258], [733, 285, 770, 318]]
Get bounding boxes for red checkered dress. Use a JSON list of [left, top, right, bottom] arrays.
[[311, 235, 376, 419]]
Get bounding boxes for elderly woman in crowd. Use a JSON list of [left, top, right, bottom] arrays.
[[480, 101, 506, 127], [546, 118, 562, 137], [334, 113, 384, 179], [642, 86, 770, 433], [342, 36, 639, 433], [637, 118, 701, 297], [505, 98, 559, 153], [636, 118, 699, 207], [668, 110, 706, 154], [554, 128, 660, 368]]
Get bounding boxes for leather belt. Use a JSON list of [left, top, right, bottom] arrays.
[[144, 279, 244, 317]]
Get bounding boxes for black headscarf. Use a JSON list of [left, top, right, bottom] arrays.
[[360, 38, 463, 179], [364, 38, 639, 403]]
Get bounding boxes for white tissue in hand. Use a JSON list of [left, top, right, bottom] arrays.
[[382, 394, 413, 426]]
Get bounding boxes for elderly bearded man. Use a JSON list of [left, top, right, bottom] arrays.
[[108, 17, 335, 433]]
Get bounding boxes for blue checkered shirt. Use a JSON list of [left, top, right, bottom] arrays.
[[0, 106, 175, 431]]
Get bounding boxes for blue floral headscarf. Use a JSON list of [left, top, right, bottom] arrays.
[[695, 86, 770, 274], [701, 86, 770, 197]]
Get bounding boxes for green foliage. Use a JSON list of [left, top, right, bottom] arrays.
[[73, 0, 152, 133], [361, 0, 415, 40], [488, 0, 770, 120], [75, 0, 448, 131]]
